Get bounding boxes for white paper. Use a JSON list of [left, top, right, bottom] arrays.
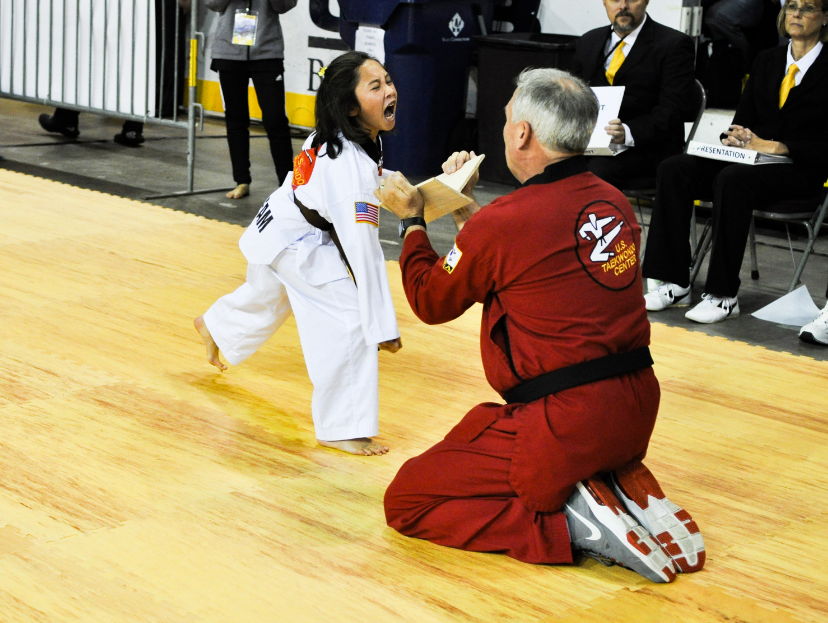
[[751, 285, 821, 327], [585, 86, 625, 156], [355, 26, 385, 65]]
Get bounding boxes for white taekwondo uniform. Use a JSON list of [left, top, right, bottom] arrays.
[[203, 133, 399, 441]]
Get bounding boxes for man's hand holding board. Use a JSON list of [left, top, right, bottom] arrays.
[[378, 153, 485, 223]]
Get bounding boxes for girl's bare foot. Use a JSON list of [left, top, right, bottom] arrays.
[[318, 438, 389, 456], [194, 316, 227, 371], [226, 183, 250, 199]]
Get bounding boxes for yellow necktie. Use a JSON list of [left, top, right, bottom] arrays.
[[606, 41, 626, 86], [779, 64, 799, 108]]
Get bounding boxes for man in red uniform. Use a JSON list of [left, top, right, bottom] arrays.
[[377, 68, 705, 582]]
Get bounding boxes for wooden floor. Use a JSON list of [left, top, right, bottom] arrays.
[[1, 169, 827, 622]]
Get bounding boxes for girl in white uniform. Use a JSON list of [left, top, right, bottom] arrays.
[[195, 51, 401, 456]]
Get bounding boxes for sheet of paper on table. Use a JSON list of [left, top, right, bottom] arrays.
[[584, 86, 625, 157]]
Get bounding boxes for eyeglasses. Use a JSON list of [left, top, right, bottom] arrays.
[[784, 3, 824, 16]]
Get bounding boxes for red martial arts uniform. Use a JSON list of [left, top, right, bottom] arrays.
[[384, 156, 660, 564]]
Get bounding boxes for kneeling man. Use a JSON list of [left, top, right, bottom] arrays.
[[377, 68, 704, 582]]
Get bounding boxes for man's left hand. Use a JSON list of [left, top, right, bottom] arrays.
[[606, 118, 626, 144], [374, 171, 425, 219]]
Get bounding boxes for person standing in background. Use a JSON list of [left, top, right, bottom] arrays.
[[206, 0, 297, 199], [703, 0, 766, 75]]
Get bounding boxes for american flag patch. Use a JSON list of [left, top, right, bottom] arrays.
[[355, 201, 379, 226]]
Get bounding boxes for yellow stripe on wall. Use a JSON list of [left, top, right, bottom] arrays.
[[286, 92, 316, 128], [195, 79, 224, 113], [192, 79, 316, 128]]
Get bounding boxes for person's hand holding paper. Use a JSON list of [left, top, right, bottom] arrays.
[[605, 118, 627, 144]]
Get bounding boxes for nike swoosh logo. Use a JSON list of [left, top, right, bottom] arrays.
[[565, 504, 602, 541]]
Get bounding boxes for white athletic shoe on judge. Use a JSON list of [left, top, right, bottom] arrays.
[[799, 303, 828, 345], [644, 282, 691, 311], [564, 478, 676, 583], [607, 461, 706, 573], [685, 293, 740, 323]]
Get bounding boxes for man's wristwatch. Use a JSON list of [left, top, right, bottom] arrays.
[[398, 216, 427, 239]]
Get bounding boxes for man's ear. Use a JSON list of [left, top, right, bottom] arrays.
[[516, 121, 532, 150]]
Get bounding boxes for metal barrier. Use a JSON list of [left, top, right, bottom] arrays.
[[0, 0, 221, 197]]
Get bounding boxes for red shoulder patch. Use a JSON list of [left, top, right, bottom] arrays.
[[292, 148, 319, 190]]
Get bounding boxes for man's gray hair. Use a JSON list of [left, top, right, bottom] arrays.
[[511, 68, 599, 154]]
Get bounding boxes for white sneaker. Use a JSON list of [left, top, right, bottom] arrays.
[[799, 303, 828, 345], [685, 294, 740, 324], [644, 283, 692, 311]]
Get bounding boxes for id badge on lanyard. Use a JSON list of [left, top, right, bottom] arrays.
[[232, 2, 258, 46]]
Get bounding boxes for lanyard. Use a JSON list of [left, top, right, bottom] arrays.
[[604, 36, 626, 63]]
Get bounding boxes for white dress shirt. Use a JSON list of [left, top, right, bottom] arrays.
[[602, 15, 649, 148], [786, 40, 823, 86]]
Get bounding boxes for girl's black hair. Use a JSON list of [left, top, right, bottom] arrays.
[[312, 50, 384, 159]]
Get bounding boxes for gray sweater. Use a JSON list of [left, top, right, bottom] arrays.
[[205, 0, 297, 61]]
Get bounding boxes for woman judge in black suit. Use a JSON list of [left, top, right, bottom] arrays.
[[642, 0, 828, 323]]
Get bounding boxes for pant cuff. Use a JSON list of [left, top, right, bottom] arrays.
[[202, 306, 248, 366], [314, 421, 379, 441]]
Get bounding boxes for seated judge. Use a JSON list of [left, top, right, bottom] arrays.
[[570, 0, 696, 190], [643, 1, 828, 323]]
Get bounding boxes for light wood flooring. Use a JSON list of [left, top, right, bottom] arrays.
[[1, 169, 827, 622]]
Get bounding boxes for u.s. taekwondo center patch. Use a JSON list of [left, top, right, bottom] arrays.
[[574, 200, 638, 291]]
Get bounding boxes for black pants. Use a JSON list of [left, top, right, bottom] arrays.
[[218, 68, 294, 185], [642, 153, 825, 297], [53, 108, 144, 134], [585, 147, 662, 190]]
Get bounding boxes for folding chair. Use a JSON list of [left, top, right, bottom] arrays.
[[749, 187, 828, 294], [690, 185, 828, 294]]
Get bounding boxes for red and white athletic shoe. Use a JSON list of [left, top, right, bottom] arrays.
[[564, 477, 677, 583], [607, 461, 706, 573]]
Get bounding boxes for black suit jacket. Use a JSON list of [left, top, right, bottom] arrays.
[[571, 16, 696, 158], [734, 44, 828, 176]]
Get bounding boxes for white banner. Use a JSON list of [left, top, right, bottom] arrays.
[[0, 0, 157, 117]]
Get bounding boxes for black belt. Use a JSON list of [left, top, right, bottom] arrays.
[[294, 197, 356, 286], [503, 347, 653, 405]]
